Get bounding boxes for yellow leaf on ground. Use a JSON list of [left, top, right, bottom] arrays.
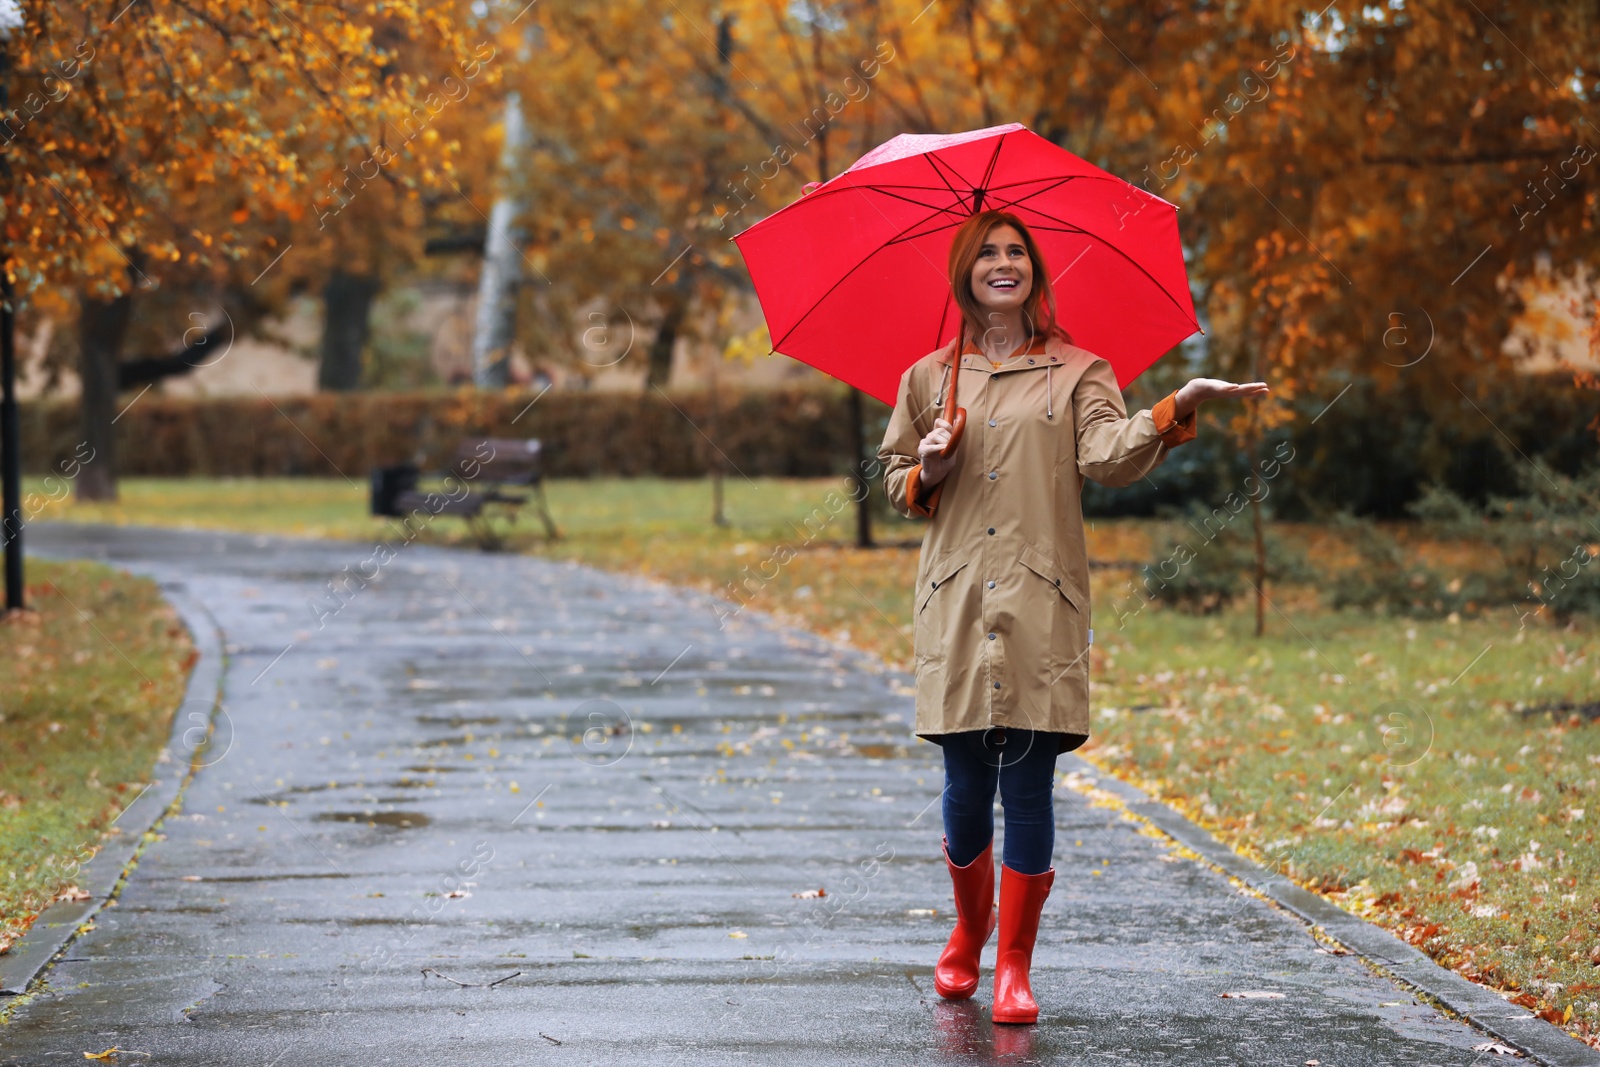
[[84, 1050, 151, 1061]]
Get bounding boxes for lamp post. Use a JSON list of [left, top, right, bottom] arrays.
[[1, 271, 19, 612], [1, 2, 26, 611]]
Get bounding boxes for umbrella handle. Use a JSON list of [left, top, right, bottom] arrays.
[[939, 360, 966, 458]]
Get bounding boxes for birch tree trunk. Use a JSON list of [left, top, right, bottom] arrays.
[[472, 89, 529, 388]]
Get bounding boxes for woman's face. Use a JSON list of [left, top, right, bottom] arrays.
[[968, 223, 1034, 315]]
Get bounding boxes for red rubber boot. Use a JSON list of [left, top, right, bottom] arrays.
[[933, 837, 996, 1000], [992, 864, 1054, 1024]]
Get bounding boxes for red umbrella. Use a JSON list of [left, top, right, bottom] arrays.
[[729, 122, 1201, 408]]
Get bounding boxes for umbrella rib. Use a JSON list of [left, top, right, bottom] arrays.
[[773, 177, 971, 214], [767, 206, 957, 354], [951, 166, 1197, 327], [768, 158, 993, 354], [856, 184, 971, 222], [886, 213, 971, 246], [1016, 213, 1198, 328], [920, 150, 974, 204], [879, 175, 1112, 246], [974, 132, 1007, 210], [978, 174, 1083, 211], [878, 178, 1094, 246]]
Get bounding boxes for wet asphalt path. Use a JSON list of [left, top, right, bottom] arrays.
[[2, 523, 1507, 1065]]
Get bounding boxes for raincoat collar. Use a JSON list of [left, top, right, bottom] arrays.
[[932, 330, 1071, 372]]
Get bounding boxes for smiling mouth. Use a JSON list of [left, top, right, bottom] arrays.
[[988, 278, 1020, 290]]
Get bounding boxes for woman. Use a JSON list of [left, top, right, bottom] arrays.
[[877, 209, 1267, 1025]]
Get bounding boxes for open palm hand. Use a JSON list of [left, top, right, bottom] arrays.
[[1174, 378, 1270, 419]]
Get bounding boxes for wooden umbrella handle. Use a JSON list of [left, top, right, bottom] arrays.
[[939, 357, 966, 458]]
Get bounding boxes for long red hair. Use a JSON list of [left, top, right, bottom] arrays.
[[946, 210, 1072, 349]]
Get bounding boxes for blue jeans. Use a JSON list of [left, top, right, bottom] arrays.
[[941, 729, 1060, 875]]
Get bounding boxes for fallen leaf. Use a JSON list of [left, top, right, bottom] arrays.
[[1471, 1041, 1523, 1056], [791, 888, 826, 899], [906, 908, 937, 917], [58, 885, 92, 902], [179, 875, 202, 882], [83, 1051, 150, 1062], [729, 931, 747, 939], [1219, 991, 1286, 999], [443, 889, 470, 899]]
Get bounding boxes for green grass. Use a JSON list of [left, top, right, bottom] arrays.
[[24, 475, 1600, 1045], [1, 559, 196, 953], [1090, 608, 1599, 1036]]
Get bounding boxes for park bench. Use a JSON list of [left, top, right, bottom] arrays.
[[370, 438, 559, 550]]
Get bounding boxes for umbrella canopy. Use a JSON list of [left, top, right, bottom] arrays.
[[730, 122, 1201, 406]]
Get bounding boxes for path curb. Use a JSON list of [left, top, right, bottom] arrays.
[[0, 582, 225, 997], [1065, 755, 1600, 1067]]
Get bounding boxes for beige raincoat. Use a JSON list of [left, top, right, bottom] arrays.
[[878, 331, 1197, 752]]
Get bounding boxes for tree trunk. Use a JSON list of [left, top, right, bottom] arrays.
[[472, 87, 529, 389], [708, 344, 727, 527], [1249, 343, 1266, 637], [2, 272, 23, 608], [319, 270, 379, 391], [1252, 486, 1266, 637], [849, 387, 874, 547], [646, 294, 686, 388], [76, 287, 132, 502]]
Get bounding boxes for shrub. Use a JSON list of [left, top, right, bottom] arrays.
[[1324, 463, 1600, 620], [1410, 463, 1600, 622], [1121, 503, 1313, 616]]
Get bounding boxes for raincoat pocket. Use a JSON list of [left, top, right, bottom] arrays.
[[1017, 545, 1089, 681], [915, 557, 969, 667]]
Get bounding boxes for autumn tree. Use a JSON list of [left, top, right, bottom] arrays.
[[0, 0, 495, 498]]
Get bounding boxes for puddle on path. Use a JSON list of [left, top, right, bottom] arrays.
[[314, 811, 433, 829], [180, 872, 351, 883]]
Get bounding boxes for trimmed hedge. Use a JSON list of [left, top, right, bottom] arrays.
[[18, 385, 864, 480], [17, 372, 1597, 519]]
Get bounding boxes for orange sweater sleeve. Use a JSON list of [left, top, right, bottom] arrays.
[[905, 464, 944, 518], [1151, 391, 1198, 447]]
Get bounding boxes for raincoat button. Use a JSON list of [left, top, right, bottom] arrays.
[[988, 581, 995, 589], [988, 471, 997, 480], [989, 373, 998, 380], [931, 580, 938, 589], [1054, 578, 1061, 586], [988, 419, 997, 427], [993, 682, 1001, 689], [987, 633, 996, 640], [1027, 358, 1035, 364], [987, 527, 996, 535]]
